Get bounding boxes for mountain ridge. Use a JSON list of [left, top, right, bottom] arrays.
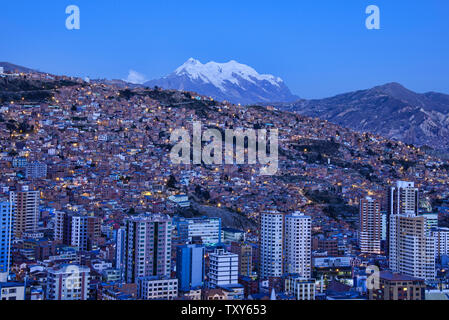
[[277, 82, 449, 151], [0, 62, 42, 74], [3, 61, 449, 151], [145, 58, 299, 105]]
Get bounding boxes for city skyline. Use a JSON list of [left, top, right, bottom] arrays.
[[1, 0, 449, 307]]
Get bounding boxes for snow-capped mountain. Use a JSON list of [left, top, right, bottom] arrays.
[[145, 58, 299, 105]]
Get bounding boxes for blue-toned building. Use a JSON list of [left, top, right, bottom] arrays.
[[25, 161, 48, 179], [176, 244, 205, 292], [12, 157, 27, 168], [173, 216, 221, 246], [0, 200, 13, 277]]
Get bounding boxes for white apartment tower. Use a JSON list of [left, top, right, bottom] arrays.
[[284, 212, 312, 278], [54, 211, 65, 241], [208, 249, 238, 287], [53, 211, 100, 250], [389, 214, 436, 280], [387, 181, 419, 217], [387, 181, 419, 254], [388, 181, 436, 280], [359, 197, 382, 254], [260, 211, 284, 279], [432, 227, 449, 259], [70, 215, 89, 249], [115, 226, 126, 280]]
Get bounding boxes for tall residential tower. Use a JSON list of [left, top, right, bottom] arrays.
[[260, 211, 284, 279], [284, 212, 312, 278], [124, 214, 172, 283], [359, 197, 382, 254], [10, 186, 40, 239]]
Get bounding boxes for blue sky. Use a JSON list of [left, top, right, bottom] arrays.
[[1, 0, 448, 98]]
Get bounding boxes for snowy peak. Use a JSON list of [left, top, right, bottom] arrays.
[[173, 58, 283, 91], [175, 58, 202, 71], [146, 58, 298, 105], [177, 57, 201, 67]]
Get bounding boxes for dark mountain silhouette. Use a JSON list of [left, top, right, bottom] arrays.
[[277, 83, 449, 151]]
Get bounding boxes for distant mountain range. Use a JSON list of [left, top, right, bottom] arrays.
[[2, 61, 449, 151], [276, 83, 449, 151], [145, 58, 299, 105]]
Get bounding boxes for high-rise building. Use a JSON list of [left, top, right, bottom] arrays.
[[260, 211, 284, 279], [54, 211, 65, 242], [174, 216, 221, 246], [176, 244, 205, 292], [386, 181, 418, 254], [71, 215, 100, 250], [381, 211, 387, 242], [419, 212, 439, 232], [0, 200, 13, 279], [10, 186, 40, 239], [359, 197, 382, 254], [115, 226, 126, 280], [284, 212, 312, 278], [387, 181, 419, 216], [387, 181, 436, 281], [208, 249, 238, 287], [124, 214, 172, 283], [230, 242, 253, 277], [46, 264, 90, 300], [54, 212, 100, 250], [432, 227, 449, 259], [389, 214, 435, 280]]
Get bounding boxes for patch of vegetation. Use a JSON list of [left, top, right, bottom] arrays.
[[294, 139, 341, 156], [305, 189, 358, 223], [0, 77, 78, 103]]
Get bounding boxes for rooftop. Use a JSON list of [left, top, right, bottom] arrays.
[[379, 271, 424, 282]]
